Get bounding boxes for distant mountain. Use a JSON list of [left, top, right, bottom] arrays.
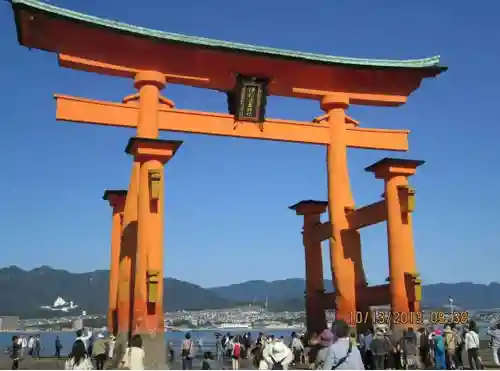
[[0, 266, 498, 318], [0, 266, 231, 318], [209, 279, 500, 310]]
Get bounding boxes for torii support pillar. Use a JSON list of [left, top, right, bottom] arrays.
[[115, 71, 169, 355], [125, 137, 182, 369], [103, 190, 127, 335], [366, 157, 424, 332], [289, 200, 328, 334], [321, 94, 366, 325]]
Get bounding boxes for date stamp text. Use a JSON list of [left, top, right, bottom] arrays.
[[348, 310, 468, 326]]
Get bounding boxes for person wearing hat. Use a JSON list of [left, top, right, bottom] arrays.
[[263, 339, 293, 370], [433, 329, 446, 370], [92, 333, 108, 370], [313, 329, 335, 369], [181, 332, 195, 370], [322, 319, 365, 370], [370, 327, 389, 370], [258, 336, 274, 370]]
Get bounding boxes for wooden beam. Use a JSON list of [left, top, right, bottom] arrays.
[[323, 292, 336, 310], [311, 200, 387, 241], [55, 95, 409, 150], [59, 54, 211, 86], [346, 200, 387, 230], [313, 221, 332, 242], [321, 284, 391, 310], [292, 87, 408, 106], [357, 284, 391, 307]]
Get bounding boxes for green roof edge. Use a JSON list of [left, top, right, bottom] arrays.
[[10, 0, 448, 72]]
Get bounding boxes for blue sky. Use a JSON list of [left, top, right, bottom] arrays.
[[0, 0, 498, 288]]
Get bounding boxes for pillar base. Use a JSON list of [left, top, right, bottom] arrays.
[[112, 331, 168, 370], [139, 331, 168, 370], [111, 332, 130, 369]]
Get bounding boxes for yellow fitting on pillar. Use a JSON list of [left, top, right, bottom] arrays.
[[147, 270, 160, 303], [414, 278, 422, 301], [398, 185, 416, 213], [149, 169, 162, 200], [407, 188, 416, 212]]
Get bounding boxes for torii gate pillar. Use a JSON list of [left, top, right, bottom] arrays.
[[366, 157, 424, 331], [126, 137, 182, 369], [103, 190, 127, 335], [289, 200, 328, 334], [321, 94, 364, 324]]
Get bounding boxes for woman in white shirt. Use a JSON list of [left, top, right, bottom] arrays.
[[464, 324, 481, 369], [120, 334, 145, 370]]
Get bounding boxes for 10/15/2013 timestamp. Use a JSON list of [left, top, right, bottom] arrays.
[[349, 311, 469, 325]]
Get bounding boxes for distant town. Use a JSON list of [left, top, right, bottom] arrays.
[[4, 305, 316, 332], [2, 304, 500, 333]]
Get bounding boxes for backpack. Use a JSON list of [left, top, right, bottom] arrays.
[[233, 343, 241, 358], [181, 340, 192, 358]]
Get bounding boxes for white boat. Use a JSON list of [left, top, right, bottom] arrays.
[[217, 323, 251, 330], [264, 322, 298, 330]]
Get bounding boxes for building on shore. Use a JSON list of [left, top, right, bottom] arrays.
[[0, 316, 20, 330], [72, 318, 83, 330]]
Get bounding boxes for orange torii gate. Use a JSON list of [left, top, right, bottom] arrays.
[[9, 0, 446, 364]]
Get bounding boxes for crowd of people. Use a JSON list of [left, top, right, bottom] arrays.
[[178, 319, 500, 370], [8, 329, 118, 370], [6, 320, 500, 370], [177, 319, 363, 370], [355, 323, 479, 370]]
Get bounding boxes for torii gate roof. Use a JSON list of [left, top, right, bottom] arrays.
[[9, 0, 448, 105]]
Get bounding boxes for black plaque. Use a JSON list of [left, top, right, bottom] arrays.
[[228, 75, 269, 123]]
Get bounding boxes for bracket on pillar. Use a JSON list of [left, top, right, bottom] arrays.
[[398, 185, 416, 213], [147, 270, 160, 303], [148, 169, 162, 200], [405, 272, 422, 302]]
